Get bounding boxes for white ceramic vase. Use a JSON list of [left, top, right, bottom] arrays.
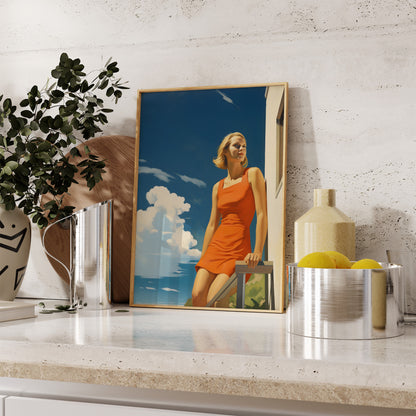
[[294, 189, 356, 262], [0, 204, 31, 300]]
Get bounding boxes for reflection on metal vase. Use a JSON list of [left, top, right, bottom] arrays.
[[43, 200, 112, 309]]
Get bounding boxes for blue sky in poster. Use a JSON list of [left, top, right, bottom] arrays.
[[134, 86, 266, 306]]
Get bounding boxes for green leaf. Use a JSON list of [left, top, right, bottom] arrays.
[[100, 113, 109, 123], [53, 115, 64, 129], [27, 142, 37, 152], [3, 98, 12, 111], [80, 80, 90, 93], [70, 147, 81, 157], [10, 117, 21, 131], [0, 182, 14, 192], [6, 160, 18, 170], [64, 100, 78, 115], [38, 141, 52, 152], [98, 79, 109, 90], [106, 87, 114, 97], [2, 166, 12, 175], [60, 52, 69, 64], [28, 97, 37, 111], [86, 95, 98, 104], [41, 100, 51, 110], [22, 126, 32, 137], [60, 123, 73, 135], [50, 96, 64, 104], [34, 109, 43, 120], [69, 76, 78, 88], [37, 216, 49, 229], [30, 120, 39, 130], [15, 141, 26, 153], [33, 169, 45, 177], [21, 110, 33, 118], [43, 200, 57, 210], [4, 197, 16, 211], [39, 121, 50, 134], [107, 61, 118, 70], [51, 89, 64, 98], [30, 85, 39, 97], [35, 152, 52, 162], [51, 68, 61, 79], [7, 129, 18, 138], [46, 132, 59, 143]]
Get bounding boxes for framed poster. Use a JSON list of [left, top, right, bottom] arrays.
[[130, 83, 288, 311]]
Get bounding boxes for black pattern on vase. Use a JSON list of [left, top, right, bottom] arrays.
[[0, 206, 31, 301]]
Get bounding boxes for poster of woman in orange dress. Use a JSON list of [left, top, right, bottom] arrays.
[[192, 132, 267, 308], [131, 84, 282, 309]]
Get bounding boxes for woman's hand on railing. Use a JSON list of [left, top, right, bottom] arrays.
[[243, 252, 262, 269]]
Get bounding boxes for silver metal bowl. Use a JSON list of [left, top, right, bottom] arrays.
[[286, 263, 404, 339]]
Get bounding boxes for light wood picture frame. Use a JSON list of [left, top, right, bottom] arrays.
[[130, 83, 288, 312]]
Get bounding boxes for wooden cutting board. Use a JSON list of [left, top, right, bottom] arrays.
[[41, 135, 135, 303]]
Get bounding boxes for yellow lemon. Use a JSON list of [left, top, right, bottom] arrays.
[[324, 251, 351, 269], [298, 252, 336, 268], [351, 259, 382, 269]]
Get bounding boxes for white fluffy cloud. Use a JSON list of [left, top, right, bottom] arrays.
[[135, 186, 201, 278], [146, 186, 190, 221]]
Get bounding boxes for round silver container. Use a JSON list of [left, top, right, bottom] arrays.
[[287, 263, 405, 339]]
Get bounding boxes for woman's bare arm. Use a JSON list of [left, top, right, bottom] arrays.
[[245, 167, 268, 268], [200, 182, 221, 257]]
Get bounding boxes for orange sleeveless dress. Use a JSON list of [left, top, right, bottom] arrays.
[[196, 168, 255, 279]]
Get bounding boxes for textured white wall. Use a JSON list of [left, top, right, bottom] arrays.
[[1, 0, 415, 297]]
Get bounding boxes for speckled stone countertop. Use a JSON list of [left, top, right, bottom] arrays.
[[0, 302, 415, 411]]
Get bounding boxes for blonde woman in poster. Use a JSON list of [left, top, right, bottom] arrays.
[[192, 132, 268, 307]]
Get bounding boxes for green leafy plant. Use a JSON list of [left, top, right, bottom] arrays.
[[0, 52, 128, 228]]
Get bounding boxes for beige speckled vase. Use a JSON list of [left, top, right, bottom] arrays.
[[294, 189, 355, 262], [0, 204, 31, 300]]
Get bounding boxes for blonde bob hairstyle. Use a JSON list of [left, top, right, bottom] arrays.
[[213, 132, 248, 170]]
